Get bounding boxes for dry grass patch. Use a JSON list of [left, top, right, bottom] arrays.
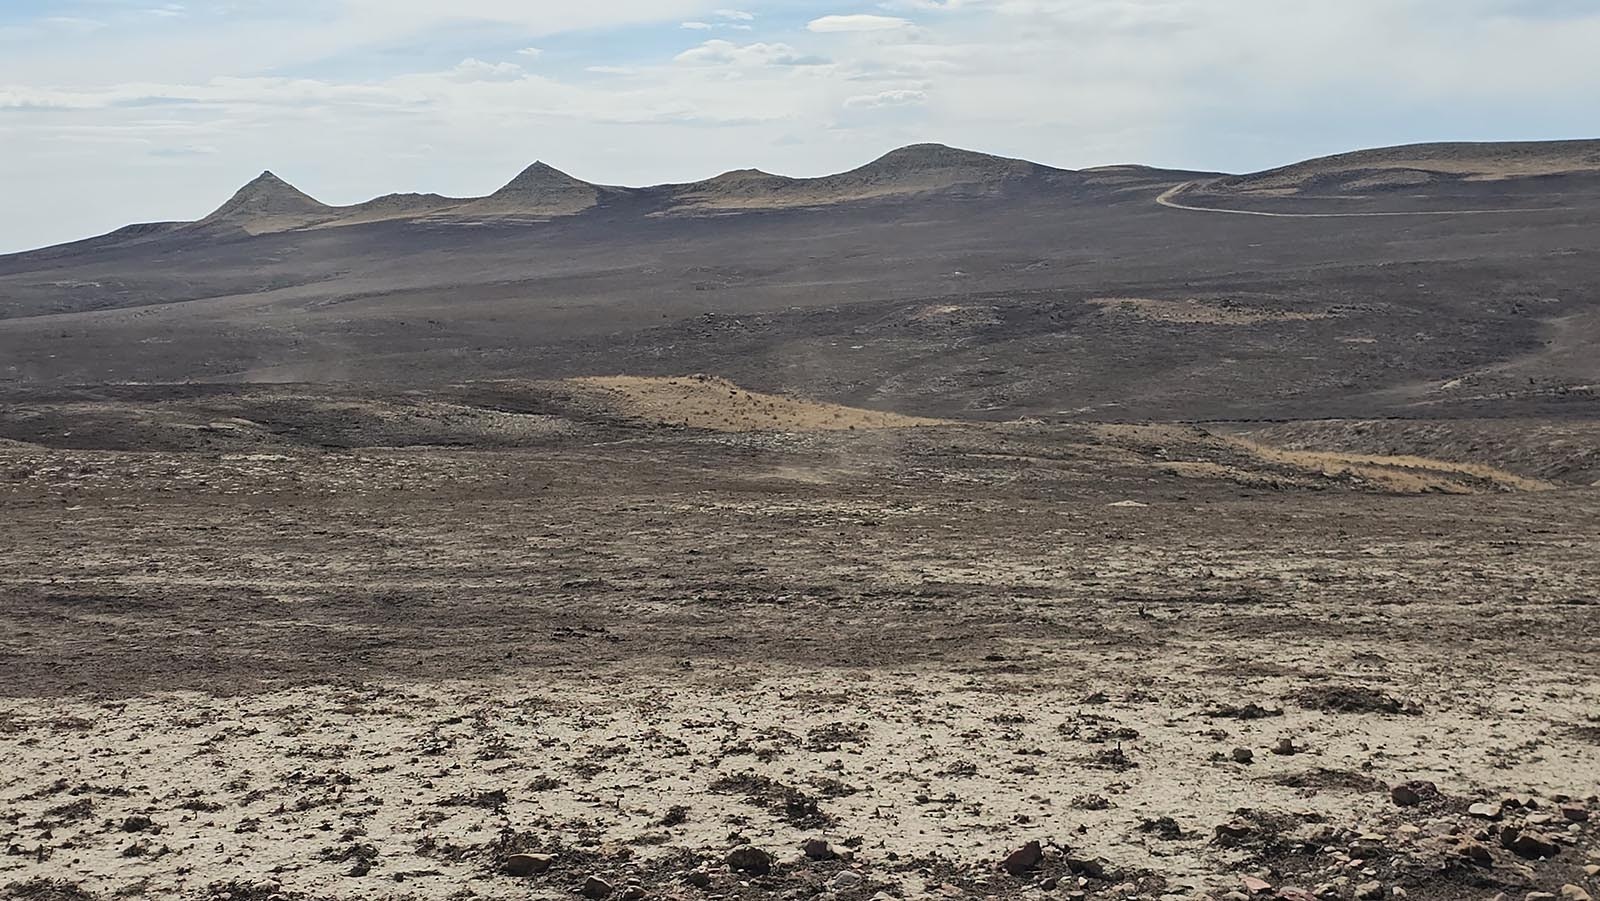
[[566, 375, 948, 433], [1229, 438, 1558, 494]]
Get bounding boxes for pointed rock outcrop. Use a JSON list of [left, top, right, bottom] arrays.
[[201, 171, 333, 233], [453, 162, 601, 217]]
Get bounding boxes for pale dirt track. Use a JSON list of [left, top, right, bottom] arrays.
[[1155, 182, 1563, 218]]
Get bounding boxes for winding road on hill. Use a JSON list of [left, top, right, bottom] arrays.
[[1156, 182, 1561, 218]]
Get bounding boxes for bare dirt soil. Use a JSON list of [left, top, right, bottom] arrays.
[[1, 386, 1596, 901]]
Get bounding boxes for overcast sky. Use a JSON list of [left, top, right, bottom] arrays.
[[3, 0, 1598, 252]]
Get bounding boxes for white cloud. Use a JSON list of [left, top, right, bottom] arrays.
[[843, 88, 927, 108], [516, 47, 543, 58], [674, 40, 830, 67], [452, 58, 525, 82], [684, 9, 755, 31], [808, 14, 913, 32]]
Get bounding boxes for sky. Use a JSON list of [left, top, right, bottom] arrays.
[[2, 0, 1599, 252]]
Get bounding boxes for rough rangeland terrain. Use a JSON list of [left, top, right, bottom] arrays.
[[1, 141, 1598, 901]]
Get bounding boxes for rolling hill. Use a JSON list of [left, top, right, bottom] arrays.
[[0, 139, 1597, 430]]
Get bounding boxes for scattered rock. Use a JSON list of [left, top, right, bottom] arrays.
[[803, 838, 837, 861], [1206, 702, 1283, 720], [1296, 685, 1418, 715], [1240, 874, 1272, 894], [505, 853, 555, 877], [1138, 816, 1185, 840], [683, 869, 712, 889], [1499, 826, 1560, 859], [1355, 881, 1384, 900], [1561, 804, 1590, 823], [1064, 857, 1105, 878], [620, 886, 647, 901], [1390, 781, 1438, 807], [1455, 839, 1494, 865], [1469, 802, 1503, 820], [726, 845, 773, 876], [1272, 737, 1297, 756], [1216, 819, 1254, 840], [1002, 840, 1043, 876], [1560, 886, 1592, 901], [1232, 747, 1254, 764], [828, 871, 864, 891], [582, 875, 614, 900], [121, 815, 153, 833]]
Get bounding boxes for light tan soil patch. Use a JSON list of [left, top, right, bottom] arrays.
[[566, 375, 948, 432]]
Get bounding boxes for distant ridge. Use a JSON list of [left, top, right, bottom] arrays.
[[25, 138, 1600, 246], [667, 143, 1070, 213], [1207, 139, 1600, 196], [182, 143, 1092, 235]]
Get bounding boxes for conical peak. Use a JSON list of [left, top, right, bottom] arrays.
[[204, 169, 329, 223], [496, 161, 590, 194]]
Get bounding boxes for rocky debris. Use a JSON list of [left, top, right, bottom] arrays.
[[1295, 685, 1419, 715], [802, 838, 838, 861], [1216, 819, 1255, 840], [1389, 781, 1439, 807], [619, 885, 647, 901], [1562, 804, 1591, 823], [581, 875, 614, 899], [709, 772, 835, 828], [319, 841, 379, 877], [1002, 840, 1043, 875], [1272, 737, 1298, 756], [504, 852, 555, 877], [1355, 880, 1385, 900], [1240, 874, 1272, 894], [120, 814, 154, 833], [726, 844, 773, 876], [683, 868, 712, 888], [1064, 856, 1106, 878], [828, 870, 864, 891], [1500, 825, 1561, 859], [1232, 747, 1255, 764], [1139, 816, 1186, 840], [1561, 885, 1593, 901], [1470, 802, 1505, 820], [1455, 838, 1495, 865], [1207, 702, 1284, 720]]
